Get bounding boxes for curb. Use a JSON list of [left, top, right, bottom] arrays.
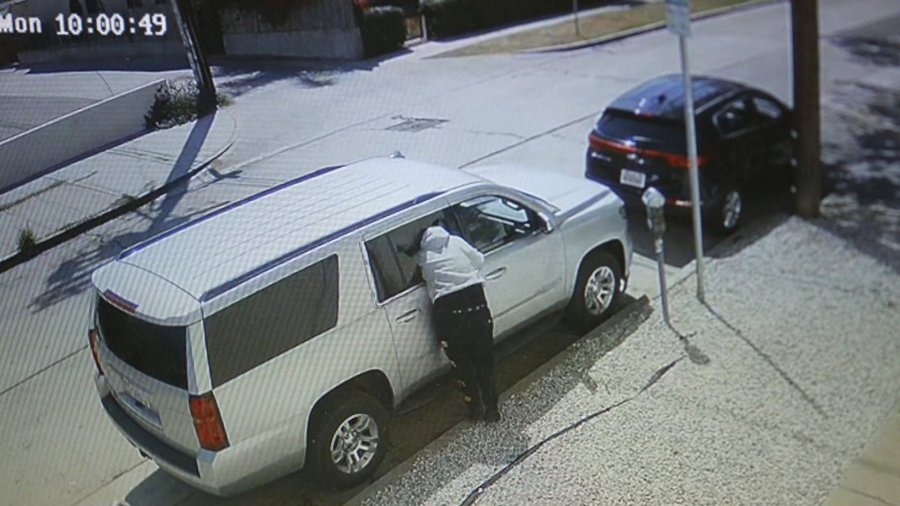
[[526, 0, 780, 54], [344, 295, 653, 506], [0, 112, 236, 275]]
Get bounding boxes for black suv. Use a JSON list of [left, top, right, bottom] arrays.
[[585, 74, 794, 233]]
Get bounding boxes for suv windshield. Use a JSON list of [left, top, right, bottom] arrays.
[[96, 297, 188, 389]]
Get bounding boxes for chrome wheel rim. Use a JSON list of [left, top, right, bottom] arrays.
[[329, 413, 379, 475], [723, 191, 742, 230], [584, 266, 616, 316]]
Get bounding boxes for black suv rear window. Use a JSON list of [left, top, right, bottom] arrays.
[[97, 297, 188, 389], [596, 111, 687, 151]]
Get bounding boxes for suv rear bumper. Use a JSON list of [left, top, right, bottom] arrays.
[[94, 375, 296, 497]]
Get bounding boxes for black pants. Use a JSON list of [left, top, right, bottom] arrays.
[[433, 284, 497, 415]]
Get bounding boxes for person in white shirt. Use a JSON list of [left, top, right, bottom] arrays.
[[417, 226, 500, 422]]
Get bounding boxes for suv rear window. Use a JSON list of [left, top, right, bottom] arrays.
[[96, 297, 188, 389], [596, 111, 687, 152]]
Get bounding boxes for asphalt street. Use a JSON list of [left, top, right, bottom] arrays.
[[0, 0, 897, 505]]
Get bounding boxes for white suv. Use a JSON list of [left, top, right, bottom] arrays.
[[89, 157, 632, 495]]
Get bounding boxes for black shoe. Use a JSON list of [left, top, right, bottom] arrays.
[[466, 399, 484, 420], [484, 408, 501, 423]]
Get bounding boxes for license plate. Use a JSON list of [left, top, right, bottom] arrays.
[[620, 169, 646, 189]]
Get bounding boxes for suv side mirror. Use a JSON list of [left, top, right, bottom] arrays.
[[536, 212, 554, 234]]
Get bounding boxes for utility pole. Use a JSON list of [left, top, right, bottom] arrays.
[[170, 0, 217, 115], [791, 0, 821, 217]]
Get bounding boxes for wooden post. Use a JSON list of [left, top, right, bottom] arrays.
[[791, 0, 821, 217]]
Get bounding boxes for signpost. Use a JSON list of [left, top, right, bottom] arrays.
[[666, 0, 706, 302], [572, 0, 581, 38]]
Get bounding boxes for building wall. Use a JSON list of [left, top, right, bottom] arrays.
[[12, 0, 364, 62], [219, 0, 363, 60]]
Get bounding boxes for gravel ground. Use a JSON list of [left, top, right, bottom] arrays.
[[359, 217, 900, 506]]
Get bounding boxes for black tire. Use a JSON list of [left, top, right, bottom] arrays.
[[706, 185, 743, 235], [308, 390, 388, 489], [564, 250, 622, 330]]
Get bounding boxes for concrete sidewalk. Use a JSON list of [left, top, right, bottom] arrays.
[[0, 110, 235, 262], [351, 217, 900, 505]]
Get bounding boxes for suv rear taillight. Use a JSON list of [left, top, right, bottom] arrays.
[[589, 133, 711, 169], [190, 393, 230, 451], [88, 329, 103, 375]]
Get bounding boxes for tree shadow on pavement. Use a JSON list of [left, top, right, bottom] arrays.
[[816, 71, 899, 274], [30, 114, 217, 312], [18, 56, 190, 74], [211, 55, 390, 99]]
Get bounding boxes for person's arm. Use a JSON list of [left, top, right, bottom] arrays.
[[458, 238, 484, 269]]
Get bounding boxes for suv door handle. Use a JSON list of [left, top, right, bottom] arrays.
[[396, 309, 418, 323], [485, 267, 507, 280]]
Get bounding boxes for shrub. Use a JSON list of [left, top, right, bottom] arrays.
[[145, 80, 230, 130], [17, 228, 37, 255], [421, 0, 480, 39], [361, 6, 408, 57], [423, 0, 595, 40]]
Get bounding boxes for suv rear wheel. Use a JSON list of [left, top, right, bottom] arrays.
[[308, 390, 388, 489], [565, 250, 622, 330]]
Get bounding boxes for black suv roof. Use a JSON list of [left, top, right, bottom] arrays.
[[607, 74, 748, 121]]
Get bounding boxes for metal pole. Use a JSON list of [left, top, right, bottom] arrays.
[[679, 35, 706, 302], [572, 0, 581, 38], [791, 0, 821, 217], [655, 237, 671, 325], [170, 0, 217, 114]]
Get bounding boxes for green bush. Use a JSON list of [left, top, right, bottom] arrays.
[[145, 80, 230, 130], [361, 6, 408, 57], [421, 0, 480, 39], [423, 0, 595, 40], [17, 228, 37, 255]]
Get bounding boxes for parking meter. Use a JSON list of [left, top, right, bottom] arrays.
[[642, 187, 671, 325], [641, 187, 666, 237]]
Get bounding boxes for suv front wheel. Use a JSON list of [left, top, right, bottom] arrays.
[[308, 390, 388, 489], [565, 250, 622, 330]]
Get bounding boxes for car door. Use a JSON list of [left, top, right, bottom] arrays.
[[713, 94, 769, 182], [449, 194, 565, 338], [363, 211, 452, 396], [749, 93, 794, 173]]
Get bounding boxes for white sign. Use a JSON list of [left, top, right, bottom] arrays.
[[666, 0, 691, 37]]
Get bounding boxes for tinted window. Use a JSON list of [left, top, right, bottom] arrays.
[[752, 96, 784, 122], [97, 297, 188, 389], [366, 211, 451, 302], [715, 98, 753, 136], [204, 255, 339, 387], [596, 111, 687, 151], [452, 196, 537, 253]]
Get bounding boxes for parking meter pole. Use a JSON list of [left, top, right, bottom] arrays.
[[654, 237, 671, 325], [679, 35, 707, 303], [642, 187, 671, 327]]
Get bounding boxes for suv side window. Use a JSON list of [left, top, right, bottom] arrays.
[[451, 195, 538, 253], [751, 95, 784, 123], [715, 97, 753, 137], [366, 210, 453, 302], [204, 255, 339, 387]]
